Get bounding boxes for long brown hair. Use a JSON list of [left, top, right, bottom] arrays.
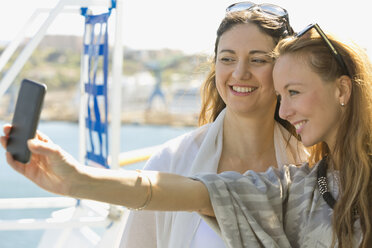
[[198, 10, 295, 137], [274, 30, 372, 247]]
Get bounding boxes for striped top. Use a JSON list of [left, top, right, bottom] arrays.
[[194, 163, 362, 248]]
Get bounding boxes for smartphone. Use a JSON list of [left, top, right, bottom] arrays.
[[7, 79, 47, 163]]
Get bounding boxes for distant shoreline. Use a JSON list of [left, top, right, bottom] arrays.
[[0, 108, 199, 127], [0, 89, 199, 127]]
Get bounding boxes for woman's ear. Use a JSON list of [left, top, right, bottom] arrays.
[[335, 75, 352, 106]]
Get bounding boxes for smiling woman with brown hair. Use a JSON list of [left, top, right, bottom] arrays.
[[1, 23, 371, 247], [121, 2, 306, 247], [2, 3, 308, 247]]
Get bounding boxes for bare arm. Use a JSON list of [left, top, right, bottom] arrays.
[[75, 164, 212, 214], [0, 124, 213, 216]]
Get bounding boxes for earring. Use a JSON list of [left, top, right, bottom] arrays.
[[341, 102, 345, 106]]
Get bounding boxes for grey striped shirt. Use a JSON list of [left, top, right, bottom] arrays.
[[194, 163, 362, 248]]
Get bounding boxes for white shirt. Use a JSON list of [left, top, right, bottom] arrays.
[[190, 220, 225, 248], [120, 109, 307, 248]]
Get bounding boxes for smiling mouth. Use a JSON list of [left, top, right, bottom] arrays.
[[293, 120, 306, 132], [231, 86, 257, 93]]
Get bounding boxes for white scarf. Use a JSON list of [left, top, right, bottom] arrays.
[[167, 108, 308, 247]]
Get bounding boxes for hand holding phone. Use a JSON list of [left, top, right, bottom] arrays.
[[6, 79, 47, 163]]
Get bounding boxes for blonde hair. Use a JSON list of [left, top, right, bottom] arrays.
[[274, 30, 372, 247]]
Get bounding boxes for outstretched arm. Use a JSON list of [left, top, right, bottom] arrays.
[[0, 124, 214, 216]]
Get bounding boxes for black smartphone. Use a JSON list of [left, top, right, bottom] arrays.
[[7, 79, 47, 163]]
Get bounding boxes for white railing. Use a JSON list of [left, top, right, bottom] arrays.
[[0, 1, 127, 247], [0, 197, 129, 247], [0, 197, 119, 231]]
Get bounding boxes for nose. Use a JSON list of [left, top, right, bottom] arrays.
[[232, 60, 251, 80], [278, 96, 294, 121]]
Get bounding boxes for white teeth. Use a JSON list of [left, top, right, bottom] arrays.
[[232, 86, 256, 93], [294, 121, 306, 130]]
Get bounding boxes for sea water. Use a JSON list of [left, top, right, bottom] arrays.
[[0, 121, 195, 248]]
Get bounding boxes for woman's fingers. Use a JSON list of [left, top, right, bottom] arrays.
[[35, 130, 52, 143], [0, 135, 7, 149], [1, 124, 12, 149], [3, 124, 12, 136], [27, 138, 59, 157], [5, 151, 26, 175], [1, 125, 52, 150]]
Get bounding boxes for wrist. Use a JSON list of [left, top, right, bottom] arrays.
[[66, 164, 91, 199]]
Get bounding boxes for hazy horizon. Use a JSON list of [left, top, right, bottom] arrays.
[[0, 0, 370, 57]]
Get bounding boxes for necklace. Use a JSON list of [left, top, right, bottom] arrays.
[[317, 156, 336, 209]]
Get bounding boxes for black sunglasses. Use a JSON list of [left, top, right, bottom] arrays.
[[296, 23, 350, 76], [226, 1, 292, 35]]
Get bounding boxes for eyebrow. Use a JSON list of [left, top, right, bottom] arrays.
[[218, 49, 270, 55], [283, 82, 302, 89]]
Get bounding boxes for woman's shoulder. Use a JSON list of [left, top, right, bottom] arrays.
[[165, 124, 211, 147], [281, 162, 317, 179], [273, 162, 321, 192], [158, 123, 211, 156], [144, 124, 212, 171], [194, 163, 318, 201], [211, 162, 316, 187]]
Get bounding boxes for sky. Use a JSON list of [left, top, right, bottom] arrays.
[[0, 0, 371, 57]]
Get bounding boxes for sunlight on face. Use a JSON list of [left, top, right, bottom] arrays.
[[273, 54, 343, 149], [215, 23, 277, 118]]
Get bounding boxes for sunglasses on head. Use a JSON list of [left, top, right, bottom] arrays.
[[226, 1, 292, 35], [296, 23, 350, 76], [226, 1, 288, 17]]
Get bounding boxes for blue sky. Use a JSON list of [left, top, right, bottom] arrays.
[[0, 0, 370, 56]]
